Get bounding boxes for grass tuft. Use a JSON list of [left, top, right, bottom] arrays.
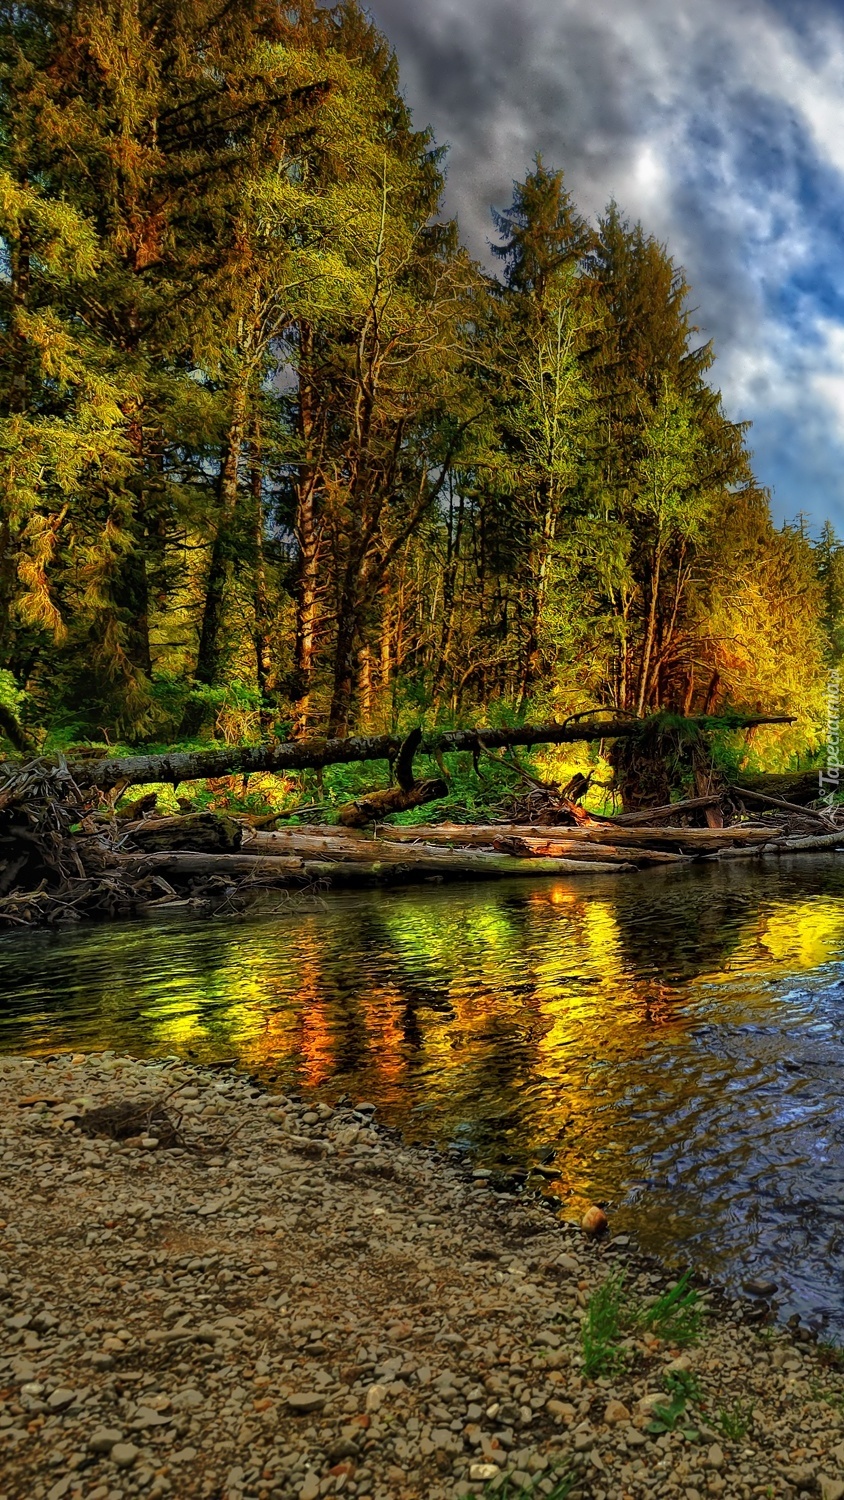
[[715, 1397, 754, 1442], [638, 1270, 703, 1346], [581, 1270, 629, 1378]]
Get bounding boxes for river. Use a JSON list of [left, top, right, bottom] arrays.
[[3, 856, 844, 1335]]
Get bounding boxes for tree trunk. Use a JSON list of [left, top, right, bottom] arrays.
[[635, 545, 662, 717], [250, 428, 273, 699], [51, 713, 794, 791], [179, 380, 248, 737], [327, 584, 359, 738], [290, 323, 320, 736]]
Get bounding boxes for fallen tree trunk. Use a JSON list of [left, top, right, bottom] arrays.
[[369, 821, 776, 852], [492, 836, 688, 865], [121, 813, 244, 852], [731, 786, 834, 825], [336, 777, 448, 828], [607, 795, 724, 826], [111, 848, 634, 884], [766, 830, 844, 853], [734, 770, 823, 806], [11, 713, 792, 792], [248, 829, 674, 867]]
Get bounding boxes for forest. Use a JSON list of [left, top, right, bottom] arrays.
[[0, 0, 841, 774]]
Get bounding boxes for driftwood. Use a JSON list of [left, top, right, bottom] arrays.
[[337, 778, 448, 828], [121, 812, 244, 852], [493, 836, 688, 866], [603, 795, 723, 826], [113, 848, 633, 884], [731, 786, 834, 826], [373, 821, 775, 852]]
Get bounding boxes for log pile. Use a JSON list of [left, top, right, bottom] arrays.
[[0, 711, 838, 926]]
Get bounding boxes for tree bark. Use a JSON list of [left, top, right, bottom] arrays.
[[249, 426, 273, 699], [179, 379, 248, 737], [289, 323, 321, 736], [49, 713, 794, 791], [336, 776, 448, 827]]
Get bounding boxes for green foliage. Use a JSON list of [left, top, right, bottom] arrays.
[[580, 1270, 704, 1384], [646, 1370, 703, 1441], [482, 1467, 576, 1498], [0, 2, 835, 755], [581, 1271, 629, 1378], [714, 1397, 754, 1442], [0, 669, 24, 717], [638, 1271, 703, 1347]]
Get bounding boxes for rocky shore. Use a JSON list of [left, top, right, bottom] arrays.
[[1, 1054, 844, 1500]]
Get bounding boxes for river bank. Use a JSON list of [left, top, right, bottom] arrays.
[[1, 1053, 843, 1500]]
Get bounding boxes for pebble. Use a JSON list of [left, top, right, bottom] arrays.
[[2, 1052, 844, 1500], [110, 1442, 139, 1468]]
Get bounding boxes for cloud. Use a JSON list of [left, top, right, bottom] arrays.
[[367, 0, 844, 530]]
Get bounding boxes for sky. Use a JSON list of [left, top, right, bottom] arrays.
[[367, 0, 844, 534]]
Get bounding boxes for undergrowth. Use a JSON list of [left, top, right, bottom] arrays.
[[580, 1269, 705, 1381]]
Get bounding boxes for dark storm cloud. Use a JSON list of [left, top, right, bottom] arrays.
[[366, 0, 844, 529]]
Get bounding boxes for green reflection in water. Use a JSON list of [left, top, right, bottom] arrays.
[[5, 858, 844, 1326]]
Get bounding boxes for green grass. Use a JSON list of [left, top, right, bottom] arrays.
[[715, 1397, 754, 1442], [578, 1270, 705, 1383], [637, 1271, 703, 1346], [581, 1270, 629, 1378], [482, 1472, 576, 1499]]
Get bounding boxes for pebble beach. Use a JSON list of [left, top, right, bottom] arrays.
[[2, 1053, 844, 1500]]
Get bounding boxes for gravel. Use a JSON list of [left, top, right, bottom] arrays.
[[1, 1051, 844, 1500]]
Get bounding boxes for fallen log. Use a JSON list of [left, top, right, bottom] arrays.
[[122, 813, 244, 853], [731, 786, 835, 825], [110, 848, 634, 884], [603, 795, 724, 826], [336, 777, 448, 828], [248, 828, 675, 867], [11, 713, 792, 792], [734, 770, 824, 806], [492, 836, 688, 865], [766, 830, 844, 853], [371, 822, 775, 852]]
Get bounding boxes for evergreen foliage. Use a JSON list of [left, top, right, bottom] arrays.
[[0, 0, 837, 761]]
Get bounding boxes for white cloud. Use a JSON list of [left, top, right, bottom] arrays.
[[368, 0, 844, 526]]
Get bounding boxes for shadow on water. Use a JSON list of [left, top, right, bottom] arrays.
[[5, 856, 844, 1331]]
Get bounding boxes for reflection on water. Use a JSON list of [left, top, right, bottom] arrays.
[[4, 858, 844, 1331]]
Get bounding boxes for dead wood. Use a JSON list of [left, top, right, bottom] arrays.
[[336, 777, 448, 827], [4, 714, 791, 792], [492, 835, 689, 865], [731, 786, 836, 825], [79, 1099, 183, 1148], [122, 812, 244, 853]]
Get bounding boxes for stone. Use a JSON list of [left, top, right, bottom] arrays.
[[170, 1388, 204, 1410], [111, 1442, 140, 1468], [820, 1478, 844, 1500], [742, 1277, 777, 1298], [88, 1427, 124, 1454], [603, 1400, 630, 1425], [299, 1473, 320, 1500], [287, 1392, 327, 1415], [581, 1205, 608, 1236], [131, 1406, 171, 1428], [365, 1383, 387, 1412], [637, 1394, 666, 1417], [47, 1387, 76, 1410], [706, 1443, 725, 1470], [469, 1463, 501, 1481]]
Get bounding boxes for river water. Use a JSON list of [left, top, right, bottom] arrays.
[[3, 857, 844, 1333]]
